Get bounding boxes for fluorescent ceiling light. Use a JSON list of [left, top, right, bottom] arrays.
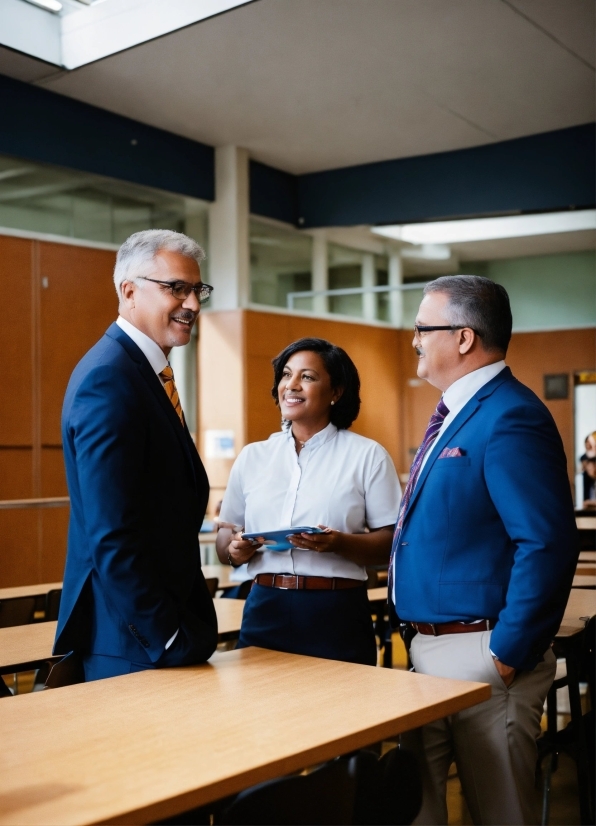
[[23, 0, 62, 11], [372, 210, 596, 245]]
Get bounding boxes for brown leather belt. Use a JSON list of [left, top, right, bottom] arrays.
[[254, 574, 365, 591], [409, 619, 496, 636]]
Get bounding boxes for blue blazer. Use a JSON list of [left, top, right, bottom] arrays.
[[54, 323, 217, 668], [392, 368, 577, 670]]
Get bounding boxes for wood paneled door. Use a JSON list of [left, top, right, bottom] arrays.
[[0, 234, 117, 587]]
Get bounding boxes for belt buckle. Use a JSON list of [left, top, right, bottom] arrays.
[[272, 573, 295, 590]]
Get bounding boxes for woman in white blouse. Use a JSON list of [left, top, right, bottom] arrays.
[[216, 337, 401, 665]]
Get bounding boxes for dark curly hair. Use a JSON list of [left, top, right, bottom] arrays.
[[271, 338, 361, 430]]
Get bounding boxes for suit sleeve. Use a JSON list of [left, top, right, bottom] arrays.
[[68, 364, 179, 662], [485, 401, 578, 669]]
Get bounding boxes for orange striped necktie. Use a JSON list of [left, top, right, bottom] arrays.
[[159, 366, 184, 425]]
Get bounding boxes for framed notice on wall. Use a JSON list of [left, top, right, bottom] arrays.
[[205, 430, 236, 459]]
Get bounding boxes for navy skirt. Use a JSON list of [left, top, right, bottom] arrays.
[[236, 583, 377, 666]]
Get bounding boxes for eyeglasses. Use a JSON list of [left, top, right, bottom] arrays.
[[414, 324, 482, 336], [141, 278, 214, 304]]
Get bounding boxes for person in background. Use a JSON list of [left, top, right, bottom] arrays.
[[216, 337, 401, 665], [580, 431, 596, 506], [392, 275, 577, 825], [54, 230, 218, 681]]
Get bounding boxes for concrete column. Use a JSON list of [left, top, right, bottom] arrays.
[[362, 253, 376, 321], [311, 231, 328, 315], [208, 146, 250, 310], [388, 251, 404, 328]]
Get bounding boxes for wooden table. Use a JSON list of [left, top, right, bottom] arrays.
[[579, 551, 596, 563], [0, 600, 245, 675], [572, 573, 596, 589], [576, 516, 596, 531], [203, 564, 249, 590], [556, 587, 596, 637], [0, 646, 490, 826], [0, 582, 62, 601]]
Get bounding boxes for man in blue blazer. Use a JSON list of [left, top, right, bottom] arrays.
[[54, 230, 218, 681], [392, 276, 577, 825]]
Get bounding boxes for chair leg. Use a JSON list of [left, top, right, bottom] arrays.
[[0, 676, 12, 698], [566, 644, 594, 825]]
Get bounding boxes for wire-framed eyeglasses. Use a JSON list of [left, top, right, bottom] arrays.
[[414, 324, 482, 337], [141, 277, 214, 304]]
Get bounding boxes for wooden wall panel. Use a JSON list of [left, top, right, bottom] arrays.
[[39, 242, 117, 445], [0, 235, 33, 445], [507, 328, 596, 480], [243, 311, 402, 466], [0, 511, 40, 587]]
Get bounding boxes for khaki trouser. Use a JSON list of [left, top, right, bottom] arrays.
[[401, 629, 556, 826]]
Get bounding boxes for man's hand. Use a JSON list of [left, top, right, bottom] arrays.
[[493, 657, 516, 687], [228, 531, 261, 565]]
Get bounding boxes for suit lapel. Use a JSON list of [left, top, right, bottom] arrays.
[[105, 324, 197, 482], [403, 367, 513, 520]]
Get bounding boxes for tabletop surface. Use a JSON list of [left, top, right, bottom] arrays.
[[556, 587, 596, 638], [576, 516, 596, 531], [572, 573, 596, 588], [579, 551, 596, 562], [202, 564, 249, 589], [0, 646, 490, 826], [0, 600, 245, 673], [0, 581, 63, 601]]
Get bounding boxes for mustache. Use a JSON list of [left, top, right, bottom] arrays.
[[171, 310, 197, 321]]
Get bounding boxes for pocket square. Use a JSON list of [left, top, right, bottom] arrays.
[[439, 447, 464, 458]]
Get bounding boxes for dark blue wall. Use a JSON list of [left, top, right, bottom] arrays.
[[1, 73, 593, 228], [295, 124, 596, 228], [0, 74, 214, 201], [249, 160, 298, 226]]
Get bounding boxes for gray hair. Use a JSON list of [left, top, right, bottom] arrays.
[[423, 275, 512, 354], [113, 229, 206, 297]]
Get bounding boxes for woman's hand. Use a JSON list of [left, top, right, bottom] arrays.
[[289, 525, 338, 553], [216, 526, 262, 566]]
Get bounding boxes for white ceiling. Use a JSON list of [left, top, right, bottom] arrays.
[[1, 0, 593, 175]]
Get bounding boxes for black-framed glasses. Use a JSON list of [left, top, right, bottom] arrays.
[[141, 277, 214, 304], [414, 324, 482, 336]]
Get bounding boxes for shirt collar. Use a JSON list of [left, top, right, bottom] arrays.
[[442, 361, 506, 419], [116, 316, 169, 376], [285, 420, 338, 450]]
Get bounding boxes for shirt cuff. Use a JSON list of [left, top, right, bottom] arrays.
[[165, 628, 179, 650]]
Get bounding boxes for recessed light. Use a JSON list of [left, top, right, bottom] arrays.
[[372, 210, 596, 245], [22, 0, 62, 11]]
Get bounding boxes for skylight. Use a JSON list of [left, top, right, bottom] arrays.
[[372, 210, 596, 245]]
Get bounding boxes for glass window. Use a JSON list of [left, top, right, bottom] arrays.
[[328, 243, 363, 318], [250, 219, 312, 309], [0, 153, 209, 250], [375, 254, 390, 322]]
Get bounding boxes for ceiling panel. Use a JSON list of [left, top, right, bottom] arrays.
[[11, 0, 594, 174]]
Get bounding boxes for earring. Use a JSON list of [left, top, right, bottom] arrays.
[[331, 401, 335, 406]]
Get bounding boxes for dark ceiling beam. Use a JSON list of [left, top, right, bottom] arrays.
[[0, 74, 214, 201]]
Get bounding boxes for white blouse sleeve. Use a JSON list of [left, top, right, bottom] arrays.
[[364, 447, 402, 529]]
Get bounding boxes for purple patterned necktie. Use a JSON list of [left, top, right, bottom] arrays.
[[388, 397, 449, 598]]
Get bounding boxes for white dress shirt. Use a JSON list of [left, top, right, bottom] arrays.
[[419, 361, 506, 475], [116, 315, 179, 651], [220, 422, 402, 580]]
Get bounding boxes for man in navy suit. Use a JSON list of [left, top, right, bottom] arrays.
[[392, 276, 577, 824], [54, 230, 218, 681]]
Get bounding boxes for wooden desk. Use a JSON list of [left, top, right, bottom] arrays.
[[576, 516, 596, 531], [0, 601, 245, 675], [0, 646, 490, 826], [579, 551, 596, 563], [556, 588, 596, 638], [0, 582, 62, 602], [367, 586, 388, 603], [202, 564, 249, 590], [572, 573, 596, 589]]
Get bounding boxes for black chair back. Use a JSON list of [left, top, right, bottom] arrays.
[[0, 596, 36, 627], [45, 589, 62, 621], [352, 747, 422, 825], [222, 757, 356, 825], [204, 578, 219, 598], [235, 579, 253, 599]]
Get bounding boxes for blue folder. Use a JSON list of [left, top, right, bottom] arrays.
[[241, 526, 324, 552]]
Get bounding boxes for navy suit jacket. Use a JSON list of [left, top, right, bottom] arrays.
[[392, 367, 577, 670], [54, 323, 218, 668]]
